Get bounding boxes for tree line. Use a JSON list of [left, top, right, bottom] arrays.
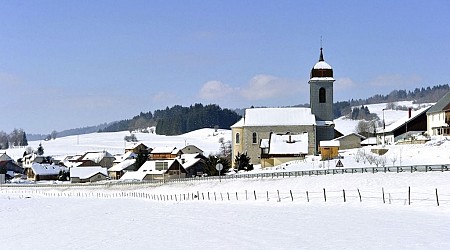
[[0, 128, 28, 149], [100, 103, 241, 135], [333, 84, 449, 119]]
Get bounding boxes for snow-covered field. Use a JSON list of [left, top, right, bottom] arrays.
[[2, 102, 450, 249]]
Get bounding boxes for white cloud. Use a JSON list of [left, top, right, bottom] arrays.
[[199, 80, 234, 100], [240, 74, 304, 101]]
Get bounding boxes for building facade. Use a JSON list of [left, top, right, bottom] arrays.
[[231, 48, 335, 167]]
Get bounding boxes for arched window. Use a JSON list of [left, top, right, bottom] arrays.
[[235, 132, 240, 144], [252, 132, 257, 144], [319, 87, 326, 103]]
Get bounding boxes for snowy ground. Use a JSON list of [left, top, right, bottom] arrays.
[[1, 171, 450, 249]]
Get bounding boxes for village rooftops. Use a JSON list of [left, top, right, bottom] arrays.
[[232, 107, 316, 127], [150, 147, 178, 154], [31, 163, 65, 176]]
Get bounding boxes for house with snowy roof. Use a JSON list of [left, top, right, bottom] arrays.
[[427, 91, 450, 136], [231, 48, 337, 167], [259, 133, 309, 168], [27, 163, 66, 181], [108, 159, 137, 180], [0, 153, 23, 178], [150, 147, 178, 160], [71, 151, 116, 169], [377, 106, 430, 145], [178, 153, 207, 177], [70, 166, 108, 183], [120, 159, 186, 181]]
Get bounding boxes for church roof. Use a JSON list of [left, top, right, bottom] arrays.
[[232, 107, 316, 127]]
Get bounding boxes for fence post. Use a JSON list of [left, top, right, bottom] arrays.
[[408, 186, 411, 205], [266, 191, 269, 201], [323, 188, 326, 202], [290, 190, 293, 202], [343, 189, 346, 202], [277, 190, 281, 202], [357, 188, 362, 202], [306, 191, 309, 202], [236, 192, 238, 201], [246, 190, 248, 200], [382, 188, 385, 204], [436, 188, 439, 206], [254, 190, 257, 200]]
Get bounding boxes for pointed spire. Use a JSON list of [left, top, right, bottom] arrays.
[[319, 47, 324, 62]]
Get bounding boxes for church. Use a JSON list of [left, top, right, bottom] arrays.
[[231, 48, 337, 167]]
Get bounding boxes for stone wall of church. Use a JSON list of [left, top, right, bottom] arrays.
[[232, 125, 316, 167]]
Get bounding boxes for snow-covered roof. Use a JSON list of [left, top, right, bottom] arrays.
[[235, 108, 316, 127], [309, 77, 335, 81], [333, 133, 366, 141], [320, 141, 340, 147], [379, 107, 430, 133], [108, 159, 136, 172], [120, 171, 148, 181], [113, 152, 137, 163], [70, 166, 107, 179], [80, 151, 114, 163], [151, 147, 177, 154], [268, 133, 309, 155], [230, 118, 245, 128], [31, 163, 63, 176], [313, 61, 332, 69], [125, 142, 147, 150], [361, 137, 378, 145], [177, 154, 202, 168], [138, 159, 174, 172]]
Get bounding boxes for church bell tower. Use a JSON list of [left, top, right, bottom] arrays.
[[309, 47, 335, 121]]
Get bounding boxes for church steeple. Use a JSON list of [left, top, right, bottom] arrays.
[[319, 47, 324, 62]]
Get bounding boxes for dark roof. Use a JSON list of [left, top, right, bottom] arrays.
[[427, 91, 450, 114]]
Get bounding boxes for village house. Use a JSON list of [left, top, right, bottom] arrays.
[[259, 133, 309, 168], [231, 48, 336, 167], [70, 166, 108, 183], [377, 107, 430, 145], [108, 159, 137, 180], [0, 153, 23, 179], [332, 133, 366, 150], [178, 153, 207, 177], [150, 147, 178, 160], [427, 91, 450, 136], [120, 159, 186, 181], [70, 151, 116, 169], [27, 163, 66, 181]]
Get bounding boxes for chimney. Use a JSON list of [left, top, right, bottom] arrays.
[[408, 108, 412, 118]]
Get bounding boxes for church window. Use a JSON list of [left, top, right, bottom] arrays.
[[319, 88, 326, 103], [235, 132, 240, 144], [252, 132, 257, 144]]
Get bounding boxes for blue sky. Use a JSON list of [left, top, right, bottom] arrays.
[[1, 0, 449, 134]]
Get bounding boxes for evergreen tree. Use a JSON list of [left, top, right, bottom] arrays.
[[135, 150, 149, 169], [37, 143, 44, 155], [234, 152, 253, 171]]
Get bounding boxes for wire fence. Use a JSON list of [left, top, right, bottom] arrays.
[[1, 186, 449, 207]]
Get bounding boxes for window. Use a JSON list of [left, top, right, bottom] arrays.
[[319, 87, 326, 103], [252, 132, 257, 144], [235, 132, 240, 144], [155, 162, 168, 171]]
